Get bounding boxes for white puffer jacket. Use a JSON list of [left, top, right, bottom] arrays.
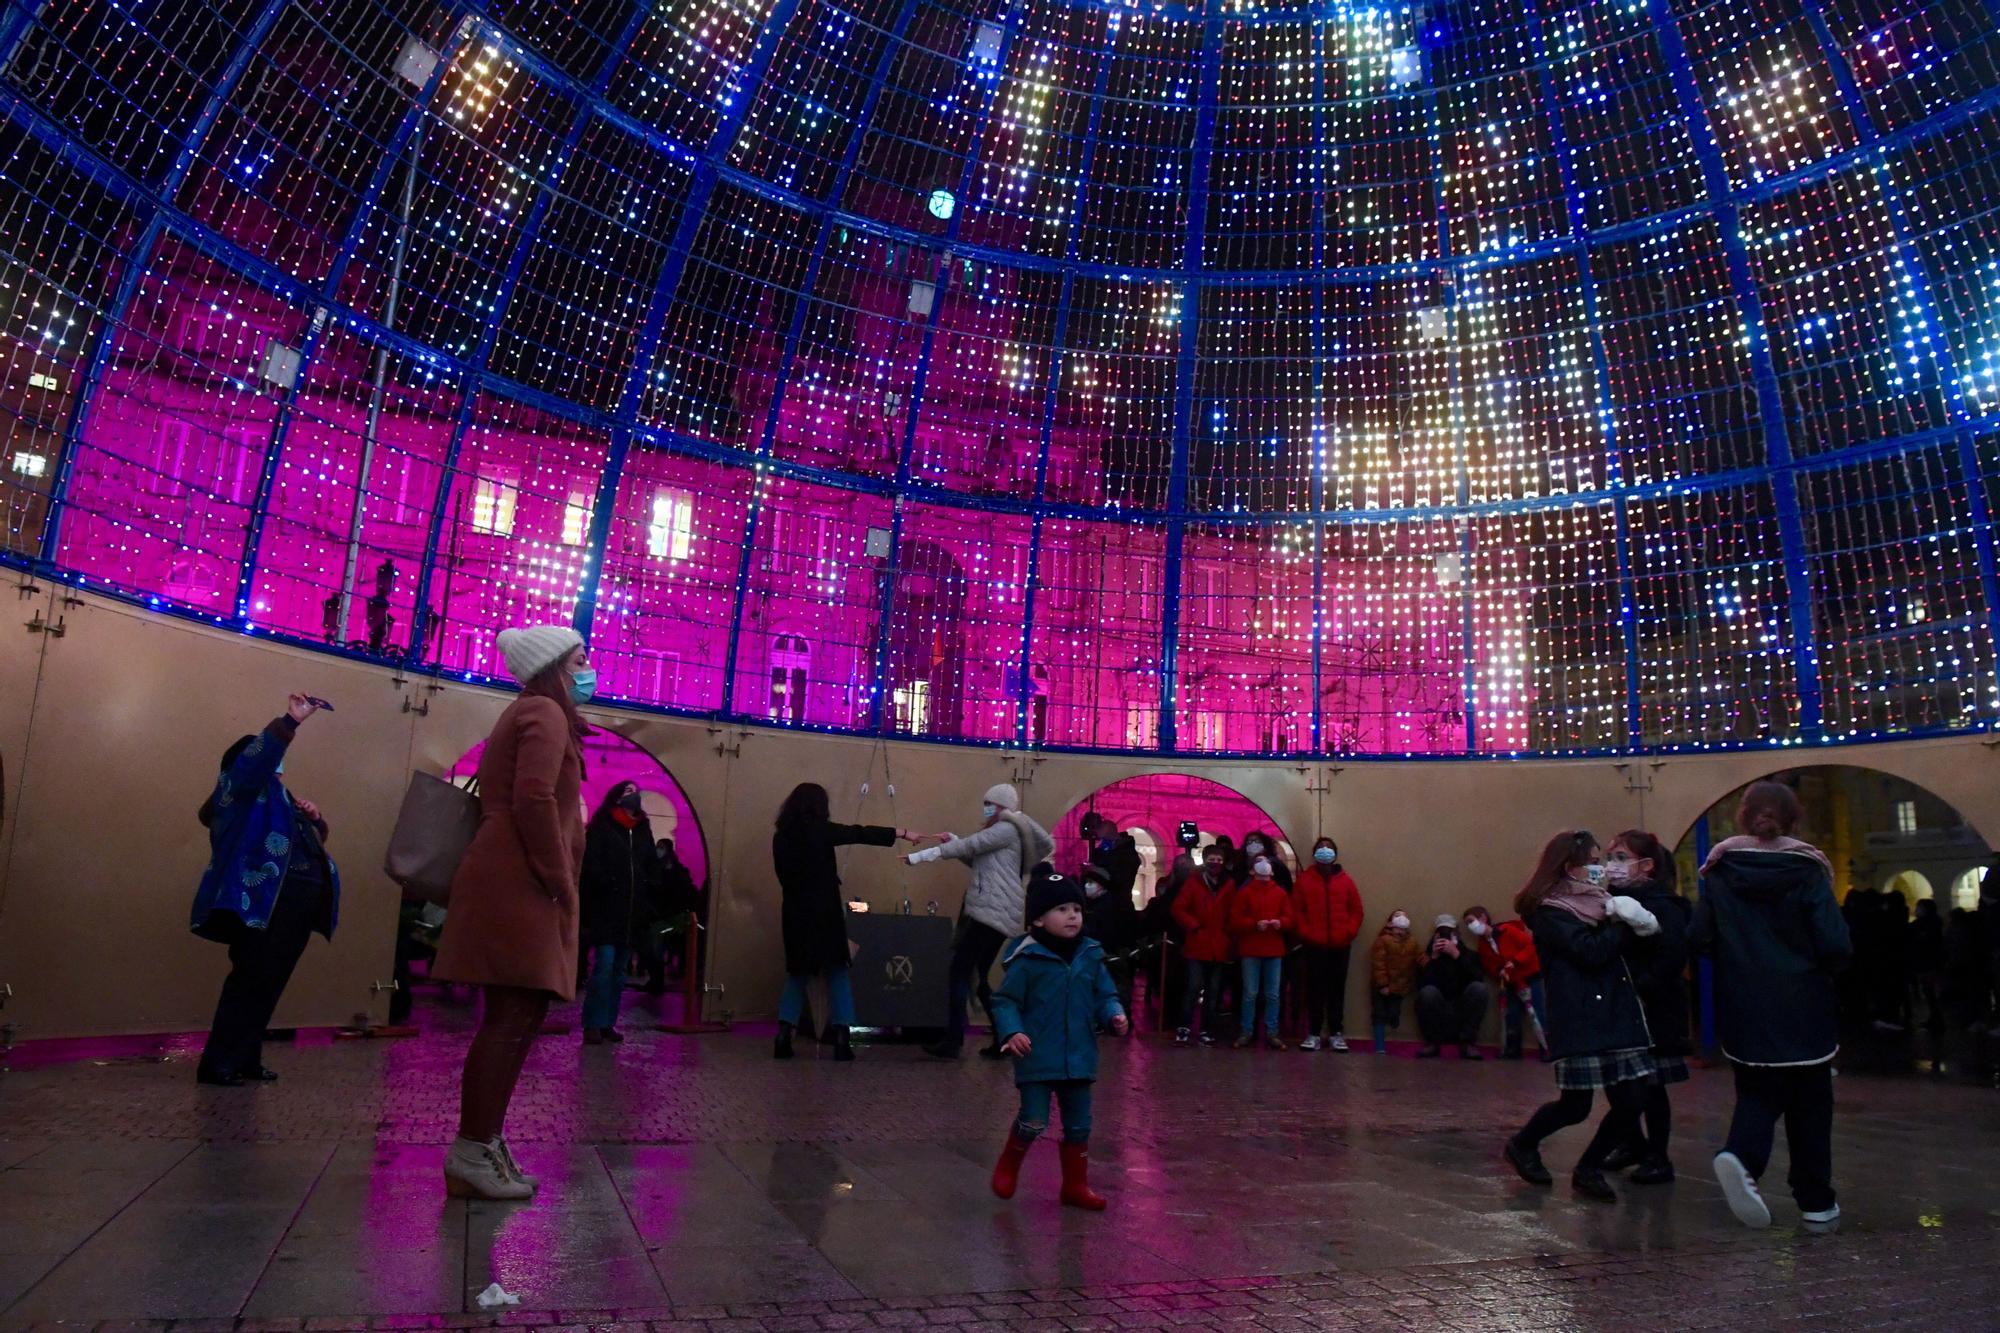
[[909, 810, 1055, 936]]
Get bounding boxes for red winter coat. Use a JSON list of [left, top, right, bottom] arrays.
[[1227, 878, 1295, 958], [1292, 865, 1364, 949], [1172, 875, 1236, 963], [1475, 919, 1542, 987]]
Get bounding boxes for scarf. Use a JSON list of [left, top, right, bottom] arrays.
[[1703, 833, 1834, 878], [1543, 874, 1611, 924], [611, 807, 642, 830], [1032, 926, 1082, 960]]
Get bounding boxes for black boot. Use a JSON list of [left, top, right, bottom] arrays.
[[1599, 1141, 1644, 1173], [833, 1026, 856, 1062], [774, 1022, 795, 1060], [1504, 1136, 1553, 1186]]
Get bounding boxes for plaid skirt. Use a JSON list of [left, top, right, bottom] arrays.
[[1554, 1046, 1659, 1091], [1653, 1055, 1691, 1085]]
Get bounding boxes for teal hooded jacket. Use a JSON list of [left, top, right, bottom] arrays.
[[988, 934, 1124, 1085]]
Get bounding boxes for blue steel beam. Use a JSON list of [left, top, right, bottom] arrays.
[[1524, 0, 1642, 750], [37, 0, 296, 564], [1157, 3, 1223, 753], [1647, 0, 1824, 736], [1308, 16, 1326, 756], [865, 5, 1020, 736], [235, 17, 471, 625], [568, 0, 812, 650], [719, 0, 927, 722]]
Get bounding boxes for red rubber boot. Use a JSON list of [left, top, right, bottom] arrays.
[[1058, 1141, 1107, 1210], [990, 1133, 1033, 1199]]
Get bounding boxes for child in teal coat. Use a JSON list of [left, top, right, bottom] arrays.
[[988, 866, 1129, 1209]]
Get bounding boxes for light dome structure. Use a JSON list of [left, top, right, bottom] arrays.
[[1, 0, 1996, 757]]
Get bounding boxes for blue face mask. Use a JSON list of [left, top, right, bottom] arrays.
[[981, 803, 998, 821], [1314, 847, 1335, 865], [569, 668, 598, 704]]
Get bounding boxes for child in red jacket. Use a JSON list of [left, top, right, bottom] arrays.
[[1228, 853, 1295, 1049], [1171, 846, 1235, 1044], [1463, 905, 1552, 1061], [1293, 837, 1365, 1051]]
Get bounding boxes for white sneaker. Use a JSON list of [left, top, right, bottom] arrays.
[[1713, 1151, 1771, 1229], [445, 1137, 535, 1201], [1329, 1035, 1349, 1052], [1299, 1036, 1320, 1051], [1801, 1204, 1841, 1233], [1175, 1027, 1190, 1045]]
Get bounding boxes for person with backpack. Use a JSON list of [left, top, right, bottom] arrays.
[[191, 693, 339, 1087]]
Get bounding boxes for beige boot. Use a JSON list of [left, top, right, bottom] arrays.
[[493, 1137, 538, 1192], [444, 1137, 534, 1200]]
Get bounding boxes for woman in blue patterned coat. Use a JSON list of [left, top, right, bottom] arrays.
[[192, 693, 339, 1086]]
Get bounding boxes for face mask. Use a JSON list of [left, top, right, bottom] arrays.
[[1604, 860, 1634, 886], [1084, 882, 1106, 899], [1390, 914, 1409, 930], [1245, 841, 1264, 856], [1466, 918, 1488, 937], [274, 758, 285, 776], [1252, 858, 1273, 878], [981, 803, 998, 821], [1580, 863, 1607, 888], [617, 789, 643, 814], [1204, 862, 1223, 878], [1314, 848, 1335, 865], [569, 668, 598, 704]]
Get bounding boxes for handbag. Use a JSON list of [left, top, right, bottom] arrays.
[[383, 772, 481, 904]]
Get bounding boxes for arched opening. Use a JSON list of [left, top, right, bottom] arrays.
[[1053, 774, 1296, 901], [446, 729, 709, 887], [1949, 868, 1985, 911], [1882, 869, 1934, 904]]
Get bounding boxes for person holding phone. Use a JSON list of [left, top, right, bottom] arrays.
[[192, 693, 339, 1087]]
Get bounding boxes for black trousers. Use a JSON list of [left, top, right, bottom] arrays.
[[1516, 1079, 1649, 1173], [1416, 982, 1490, 1046], [1723, 1061, 1836, 1213], [1300, 945, 1352, 1037], [200, 876, 326, 1076], [942, 918, 1006, 1050]]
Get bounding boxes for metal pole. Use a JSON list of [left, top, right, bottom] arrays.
[[337, 123, 420, 641]]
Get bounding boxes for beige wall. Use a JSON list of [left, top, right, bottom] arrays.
[[4, 584, 1998, 1039]]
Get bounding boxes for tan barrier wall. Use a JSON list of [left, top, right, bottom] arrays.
[[3, 583, 1996, 1039]]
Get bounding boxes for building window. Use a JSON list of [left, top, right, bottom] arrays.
[[472, 476, 517, 536], [648, 488, 693, 561], [893, 680, 930, 733], [770, 634, 810, 724], [1894, 800, 1917, 835], [561, 491, 592, 546]]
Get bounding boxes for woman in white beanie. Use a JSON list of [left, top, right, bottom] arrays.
[[906, 783, 1055, 1059], [433, 624, 594, 1200]]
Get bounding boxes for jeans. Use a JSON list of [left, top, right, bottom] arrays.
[[1182, 958, 1225, 1031], [941, 918, 1006, 1050], [1239, 956, 1283, 1038], [1501, 977, 1548, 1054], [1016, 1079, 1093, 1144], [1300, 945, 1352, 1038], [200, 874, 326, 1077], [1416, 982, 1490, 1047], [1723, 1060, 1836, 1213], [581, 945, 630, 1030], [779, 967, 855, 1029]]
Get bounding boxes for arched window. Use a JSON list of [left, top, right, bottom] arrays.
[[770, 634, 810, 724]]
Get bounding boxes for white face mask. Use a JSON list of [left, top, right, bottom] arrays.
[[1604, 860, 1635, 886], [1252, 858, 1273, 878], [1245, 841, 1264, 856], [1466, 918, 1488, 937], [1580, 864, 1607, 888], [1390, 913, 1409, 930]]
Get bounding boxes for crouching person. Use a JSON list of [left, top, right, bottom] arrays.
[[988, 867, 1130, 1209]]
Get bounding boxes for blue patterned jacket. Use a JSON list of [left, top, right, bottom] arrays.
[[189, 716, 341, 941]]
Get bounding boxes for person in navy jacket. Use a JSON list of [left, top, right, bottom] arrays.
[[191, 693, 339, 1086], [987, 866, 1129, 1210]]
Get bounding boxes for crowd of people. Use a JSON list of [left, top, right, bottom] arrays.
[[181, 623, 2000, 1220]]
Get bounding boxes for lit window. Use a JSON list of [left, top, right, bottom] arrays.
[[471, 477, 516, 535], [648, 488, 694, 561], [27, 372, 60, 391], [562, 491, 592, 546], [894, 680, 930, 733], [1895, 800, 1917, 834], [770, 634, 810, 724], [927, 188, 956, 221], [10, 452, 48, 478], [1951, 868, 1983, 911]]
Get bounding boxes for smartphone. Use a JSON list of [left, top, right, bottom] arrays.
[[1177, 820, 1200, 849], [304, 695, 336, 712]]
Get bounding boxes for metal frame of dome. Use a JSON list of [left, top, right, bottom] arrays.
[[2, 0, 1998, 758]]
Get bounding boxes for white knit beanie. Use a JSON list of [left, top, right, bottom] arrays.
[[496, 625, 583, 685], [983, 783, 1021, 811]]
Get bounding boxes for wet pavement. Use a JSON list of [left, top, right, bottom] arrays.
[[1, 993, 1996, 1330]]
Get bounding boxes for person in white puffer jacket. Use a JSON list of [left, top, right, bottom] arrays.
[[907, 783, 1055, 1059]]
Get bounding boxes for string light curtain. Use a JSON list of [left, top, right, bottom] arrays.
[[3, 0, 1999, 758]]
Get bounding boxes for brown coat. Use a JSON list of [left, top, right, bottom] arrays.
[[432, 695, 585, 999], [1370, 927, 1425, 996]]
